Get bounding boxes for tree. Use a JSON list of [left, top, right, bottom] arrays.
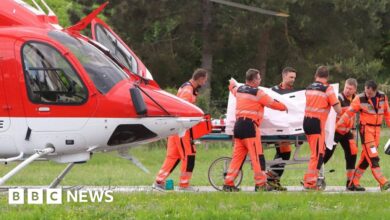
[[66, 0, 390, 114]]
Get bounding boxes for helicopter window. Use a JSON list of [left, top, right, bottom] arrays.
[[94, 24, 138, 74], [22, 42, 88, 105], [49, 31, 128, 94]]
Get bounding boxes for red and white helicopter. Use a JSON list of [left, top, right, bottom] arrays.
[[0, 0, 208, 187]]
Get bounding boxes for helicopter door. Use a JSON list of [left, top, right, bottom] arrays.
[[91, 18, 153, 80], [0, 63, 10, 133], [18, 41, 97, 132], [0, 40, 17, 153]]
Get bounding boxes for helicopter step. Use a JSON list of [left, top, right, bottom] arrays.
[[0, 145, 55, 185], [0, 152, 24, 164]]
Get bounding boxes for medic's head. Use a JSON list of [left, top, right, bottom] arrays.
[[245, 68, 261, 88]]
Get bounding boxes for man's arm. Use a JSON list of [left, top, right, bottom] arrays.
[[333, 103, 342, 115], [326, 86, 341, 115], [383, 95, 390, 127], [228, 79, 238, 97], [337, 96, 361, 127], [258, 90, 287, 111]]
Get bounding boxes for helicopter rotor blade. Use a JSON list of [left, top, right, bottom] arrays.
[[210, 0, 289, 18]]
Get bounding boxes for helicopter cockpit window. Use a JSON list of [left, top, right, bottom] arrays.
[[94, 24, 138, 74], [49, 31, 128, 94], [22, 42, 88, 104]]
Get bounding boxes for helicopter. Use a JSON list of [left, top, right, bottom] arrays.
[[0, 0, 208, 187]]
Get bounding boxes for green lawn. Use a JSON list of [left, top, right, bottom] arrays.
[[1, 193, 390, 219], [1, 132, 390, 219], [1, 137, 389, 187]]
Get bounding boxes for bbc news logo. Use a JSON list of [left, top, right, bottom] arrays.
[[8, 188, 114, 204]]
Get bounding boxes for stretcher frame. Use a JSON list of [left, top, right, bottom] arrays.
[[199, 132, 326, 190], [199, 132, 308, 168]]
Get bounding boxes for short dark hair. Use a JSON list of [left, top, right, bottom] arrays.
[[365, 80, 377, 91], [246, 68, 260, 81], [192, 68, 208, 80], [315, 66, 329, 78], [345, 78, 358, 88], [282, 67, 296, 75]]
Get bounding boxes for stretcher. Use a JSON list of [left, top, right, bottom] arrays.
[[192, 114, 326, 190], [199, 132, 308, 167], [198, 132, 326, 191]]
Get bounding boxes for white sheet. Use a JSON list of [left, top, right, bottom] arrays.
[[226, 81, 339, 150]]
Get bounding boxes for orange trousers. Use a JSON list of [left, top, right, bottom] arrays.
[[303, 116, 326, 188], [351, 125, 388, 187], [155, 130, 196, 187], [224, 127, 267, 187]]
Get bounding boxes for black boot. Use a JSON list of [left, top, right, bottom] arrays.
[[222, 185, 240, 192], [255, 184, 272, 192], [347, 183, 365, 191], [267, 179, 287, 191]]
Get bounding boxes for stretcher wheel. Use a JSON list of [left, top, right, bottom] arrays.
[[208, 156, 243, 191]]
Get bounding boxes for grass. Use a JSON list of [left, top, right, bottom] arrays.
[[2, 193, 390, 219], [1, 137, 390, 187], [1, 130, 390, 219]]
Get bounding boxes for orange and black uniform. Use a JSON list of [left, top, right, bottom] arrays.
[[303, 81, 339, 188], [224, 84, 286, 187], [323, 93, 357, 186], [267, 83, 296, 180], [155, 81, 199, 187], [338, 91, 390, 187]]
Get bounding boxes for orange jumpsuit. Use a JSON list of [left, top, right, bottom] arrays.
[[303, 81, 339, 188], [155, 81, 199, 187], [224, 84, 286, 187], [268, 83, 296, 180], [323, 93, 357, 186], [338, 91, 390, 187]]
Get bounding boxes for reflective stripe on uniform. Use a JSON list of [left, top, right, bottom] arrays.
[[306, 169, 318, 174], [236, 92, 262, 102], [372, 168, 384, 177], [180, 172, 192, 177], [346, 169, 354, 181], [305, 106, 330, 113], [337, 126, 349, 131], [355, 168, 364, 175], [236, 109, 258, 116], [305, 176, 317, 182], [306, 90, 328, 98]]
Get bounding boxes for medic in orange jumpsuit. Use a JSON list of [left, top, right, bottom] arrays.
[[338, 80, 390, 191], [267, 67, 297, 191], [323, 78, 358, 189], [303, 66, 341, 190], [153, 68, 208, 191], [223, 69, 287, 192]]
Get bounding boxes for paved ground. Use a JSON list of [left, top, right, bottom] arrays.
[[101, 185, 385, 193], [0, 185, 386, 193]]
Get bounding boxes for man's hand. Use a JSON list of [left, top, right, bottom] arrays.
[[229, 79, 236, 86], [333, 103, 342, 115], [229, 78, 237, 90]]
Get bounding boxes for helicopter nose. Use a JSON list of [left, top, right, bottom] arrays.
[[138, 88, 204, 135], [142, 88, 204, 118]]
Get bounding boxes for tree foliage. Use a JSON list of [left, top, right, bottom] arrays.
[[31, 0, 390, 114]]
